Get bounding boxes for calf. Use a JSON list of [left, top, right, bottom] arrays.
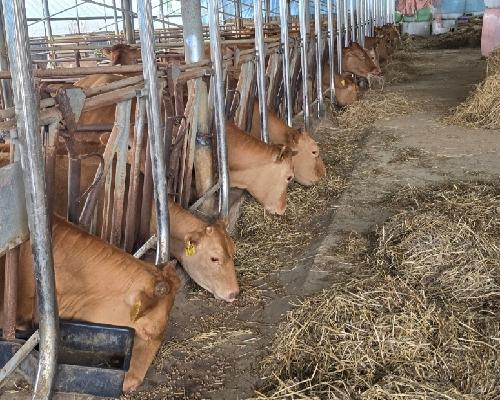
[[0, 216, 180, 392], [150, 200, 239, 302], [52, 156, 239, 303], [342, 42, 382, 78], [321, 64, 360, 107], [226, 122, 295, 215], [249, 102, 326, 185]]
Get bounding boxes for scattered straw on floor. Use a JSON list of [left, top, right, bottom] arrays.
[[336, 92, 417, 130], [423, 18, 482, 49], [257, 181, 500, 400], [445, 74, 500, 129], [487, 47, 500, 77]]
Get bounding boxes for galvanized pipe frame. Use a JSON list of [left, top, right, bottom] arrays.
[[2, 0, 59, 396], [207, 0, 230, 218], [336, 0, 344, 73], [314, 0, 323, 116], [327, 0, 336, 103], [279, 0, 293, 126], [253, 0, 269, 143], [298, 0, 310, 128], [137, 0, 170, 266]]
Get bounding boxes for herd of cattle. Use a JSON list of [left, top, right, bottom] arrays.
[[0, 23, 401, 392]]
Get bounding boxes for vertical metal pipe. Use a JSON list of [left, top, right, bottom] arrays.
[[350, 0, 355, 42], [75, 0, 81, 35], [343, 0, 349, 46], [2, 0, 58, 397], [181, 0, 214, 213], [41, 0, 53, 41], [298, 0, 310, 127], [112, 0, 120, 35], [0, 1, 12, 109], [123, 0, 134, 43], [314, 0, 323, 115], [336, 0, 343, 72], [207, 0, 230, 218], [254, 0, 269, 143], [327, 0, 336, 102], [235, 0, 242, 31], [279, 0, 292, 126], [137, 0, 170, 265]]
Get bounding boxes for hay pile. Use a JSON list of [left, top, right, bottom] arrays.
[[423, 17, 482, 49], [336, 92, 417, 130], [445, 74, 500, 129], [486, 47, 500, 77], [257, 182, 500, 399], [235, 122, 357, 285]]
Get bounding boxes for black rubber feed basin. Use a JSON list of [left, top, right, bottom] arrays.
[[0, 320, 134, 397]]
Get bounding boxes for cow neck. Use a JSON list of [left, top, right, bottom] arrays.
[[226, 124, 278, 166], [168, 200, 208, 240]]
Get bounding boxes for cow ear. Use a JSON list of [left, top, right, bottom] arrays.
[[288, 130, 301, 146], [273, 145, 288, 162]]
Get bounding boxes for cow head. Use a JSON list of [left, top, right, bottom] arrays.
[[124, 263, 180, 342], [335, 73, 360, 107], [101, 44, 141, 66], [178, 220, 239, 303], [364, 46, 381, 73], [343, 42, 381, 78], [232, 144, 295, 215], [285, 130, 326, 186]]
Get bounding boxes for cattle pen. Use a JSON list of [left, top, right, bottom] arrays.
[[0, 1, 498, 400]]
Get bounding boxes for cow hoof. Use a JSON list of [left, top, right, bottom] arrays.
[[123, 375, 142, 393]]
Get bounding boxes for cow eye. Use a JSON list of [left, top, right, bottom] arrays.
[[210, 257, 219, 263], [312, 150, 318, 156], [287, 176, 293, 182]]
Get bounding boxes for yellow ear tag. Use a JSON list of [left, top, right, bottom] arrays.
[[185, 241, 196, 257], [341, 79, 346, 87], [130, 300, 141, 322]]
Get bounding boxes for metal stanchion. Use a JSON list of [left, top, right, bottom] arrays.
[[337, 0, 344, 72], [254, 0, 269, 142], [327, 0, 336, 102], [2, 0, 59, 396], [299, 0, 310, 127], [207, 0, 230, 218], [314, 0, 323, 115], [137, 0, 170, 265], [279, 0, 293, 126]]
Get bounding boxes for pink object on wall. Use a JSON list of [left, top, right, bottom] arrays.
[[481, 8, 500, 56]]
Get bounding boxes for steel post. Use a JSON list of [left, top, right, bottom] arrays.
[[181, 0, 214, 213], [207, 0, 230, 218], [314, 0, 323, 115], [279, 0, 293, 126], [123, 0, 134, 43], [337, 0, 344, 72], [327, 0, 336, 102], [2, 0, 59, 397], [0, 1, 12, 109], [112, 0, 120, 35], [343, 0, 349, 46], [137, 0, 170, 265], [298, 0, 310, 128], [254, 0, 269, 142], [350, 0, 355, 42]]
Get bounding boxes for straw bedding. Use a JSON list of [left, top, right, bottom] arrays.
[[335, 91, 417, 130], [423, 18, 482, 49], [257, 181, 500, 400], [486, 48, 500, 77], [445, 73, 500, 129]]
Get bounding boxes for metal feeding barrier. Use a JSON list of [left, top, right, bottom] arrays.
[[0, 0, 397, 397]]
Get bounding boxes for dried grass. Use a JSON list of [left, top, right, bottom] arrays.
[[336, 92, 417, 130], [444, 74, 500, 129], [235, 123, 359, 284], [257, 182, 500, 400], [423, 18, 482, 49], [486, 47, 500, 77]]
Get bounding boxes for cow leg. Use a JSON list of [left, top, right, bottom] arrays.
[[123, 337, 162, 392]]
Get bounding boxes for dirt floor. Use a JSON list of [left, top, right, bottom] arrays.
[[2, 47, 498, 399]]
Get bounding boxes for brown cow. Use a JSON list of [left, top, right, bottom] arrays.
[[249, 102, 326, 186], [321, 64, 360, 107], [0, 216, 180, 392], [343, 42, 382, 78], [52, 156, 239, 303], [226, 122, 295, 215], [101, 44, 142, 66], [365, 35, 390, 63]]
